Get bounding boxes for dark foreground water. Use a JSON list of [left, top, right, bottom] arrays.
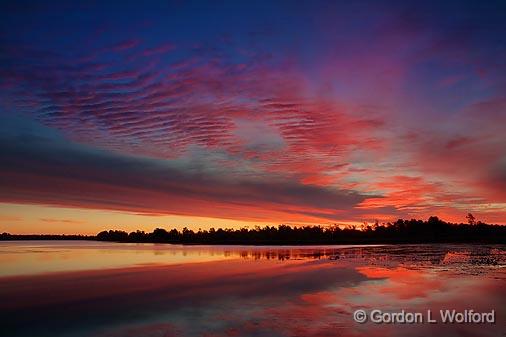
[[0, 241, 504, 337]]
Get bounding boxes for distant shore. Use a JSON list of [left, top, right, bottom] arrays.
[[2, 217, 505, 245]]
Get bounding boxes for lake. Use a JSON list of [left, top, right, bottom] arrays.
[[0, 241, 504, 337]]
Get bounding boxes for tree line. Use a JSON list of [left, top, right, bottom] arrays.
[[2, 216, 505, 244]]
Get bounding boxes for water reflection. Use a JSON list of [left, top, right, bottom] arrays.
[[2, 241, 504, 277], [0, 242, 504, 337], [0, 241, 386, 276]]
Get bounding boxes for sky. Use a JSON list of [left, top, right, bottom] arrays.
[[0, 0, 505, 234]]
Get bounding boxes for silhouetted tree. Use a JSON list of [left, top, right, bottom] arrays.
[[466, 213, 476, 225]]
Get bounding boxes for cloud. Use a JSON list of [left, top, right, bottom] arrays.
[[1, 1, 505, 224], [0, 37, 386, 189], [109, 39, 141, 52], [0, 118, 366, 223], [39, 218, 85, 225]]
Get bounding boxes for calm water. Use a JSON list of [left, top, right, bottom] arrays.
[[0, 241, 504, 337]]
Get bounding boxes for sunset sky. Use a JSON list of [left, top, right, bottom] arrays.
[[1, 0, 505, 234]]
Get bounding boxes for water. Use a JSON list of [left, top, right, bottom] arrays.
[[0, 241, 504, 337]]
